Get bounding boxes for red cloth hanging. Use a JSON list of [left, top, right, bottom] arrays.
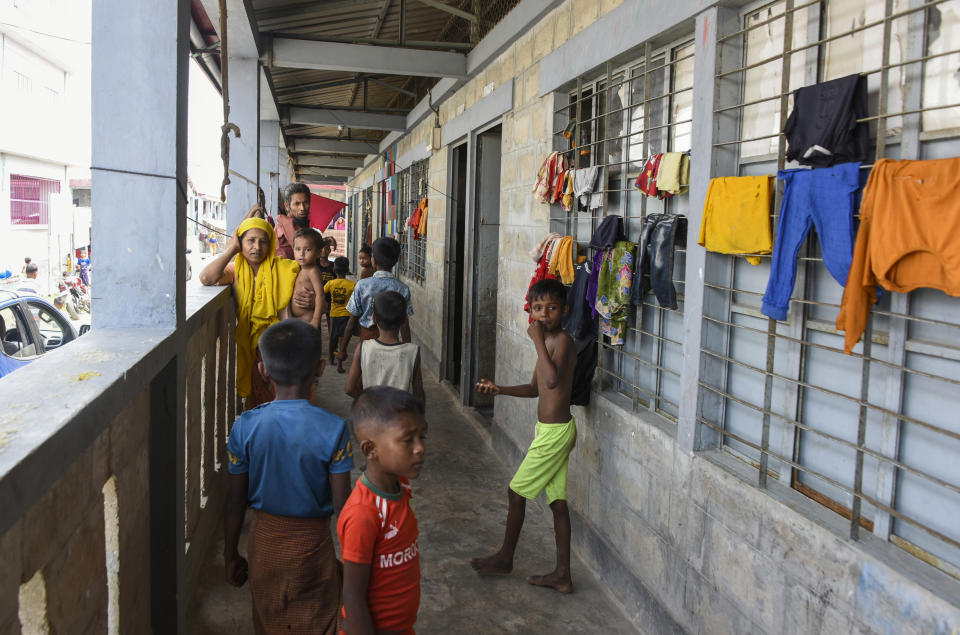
[[523, 250, 559, 322]]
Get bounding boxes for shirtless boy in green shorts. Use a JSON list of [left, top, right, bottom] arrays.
[[472, 278, 577, 593]]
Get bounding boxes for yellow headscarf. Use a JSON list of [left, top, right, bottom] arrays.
[[233, 217, 300, 397]]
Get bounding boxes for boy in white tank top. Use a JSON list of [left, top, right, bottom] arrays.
[[345, 290, 426, 408]]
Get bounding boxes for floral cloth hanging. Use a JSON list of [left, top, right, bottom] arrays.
[[595, 240, 636, 346]]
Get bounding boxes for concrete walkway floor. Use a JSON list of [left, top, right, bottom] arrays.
[[188, 353, 639, 634]]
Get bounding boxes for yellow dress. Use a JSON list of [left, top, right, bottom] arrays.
[[233, 217, 300, 397]]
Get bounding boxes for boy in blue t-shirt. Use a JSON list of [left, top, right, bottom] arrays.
[[224, 319, 354, 634], [338, 236, 415, 359]]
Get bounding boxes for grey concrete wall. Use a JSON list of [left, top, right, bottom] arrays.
[[0, 287, 237, 632], [345, 0, 960, 632], [0, 390, 151, 634]]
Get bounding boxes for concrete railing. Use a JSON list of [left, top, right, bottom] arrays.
[[0, 285, 236, 633]]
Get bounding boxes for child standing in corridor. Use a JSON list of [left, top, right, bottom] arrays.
[[324, 256, 356, 372], [223, 319, 353, 633], [339, 237, 414, 354], [472, 278, 577, 593], [338, 386, 426, 635]]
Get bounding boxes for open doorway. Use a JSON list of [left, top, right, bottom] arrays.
[[466, 126, 502, 413], [441, 143, 468, 387]]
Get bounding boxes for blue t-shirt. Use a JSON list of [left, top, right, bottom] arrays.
[[346, 271, 415, 328], [226, 399, 354, 517]]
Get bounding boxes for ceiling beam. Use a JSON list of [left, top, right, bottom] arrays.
[[300, 175, 348, 185], [413, 0, 478, 23], [267, 34, 474, 50], [291, 138, 382, 154], [270, 38, 467, 79], [287, 106, 407, 131], [294, 155, 365, 169], [299, 167, 357, 178]]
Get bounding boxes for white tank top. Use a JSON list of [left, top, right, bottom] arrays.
[[360, 340, 420, 393]]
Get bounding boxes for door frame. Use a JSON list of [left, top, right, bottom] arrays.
[[460, 122, 502, 406], [440, 140, 469, 386], [440, 118, 504, 404]]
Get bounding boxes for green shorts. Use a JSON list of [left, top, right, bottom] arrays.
[[509, 418, 577, 503]]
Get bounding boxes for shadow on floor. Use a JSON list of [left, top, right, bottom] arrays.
[[188, 341, 638, 634]]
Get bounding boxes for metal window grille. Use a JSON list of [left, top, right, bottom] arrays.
[[10, 174, 60, 225], [361, 187, 373, 248], [395, 159, 428, 284], [347, 191, 358, 267], [699, 0, 960, 577], [396, 168, 411, 278], [550, 35, 695, 425]]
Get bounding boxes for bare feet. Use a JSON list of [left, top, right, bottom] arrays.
[[526, 571, 573, 593], [470, 553, 512, 575]]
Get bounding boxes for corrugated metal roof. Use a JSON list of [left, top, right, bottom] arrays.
[[246, 0, 522, 180]]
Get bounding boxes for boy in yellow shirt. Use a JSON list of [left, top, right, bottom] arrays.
[[324, 256, 356, 373]]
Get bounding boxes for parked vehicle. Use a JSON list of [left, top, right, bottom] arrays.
[[0, 290, 87, 379], [58, 272, 91, 313]]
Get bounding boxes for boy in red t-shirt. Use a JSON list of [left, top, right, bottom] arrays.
[[338, 386, 427, 635]]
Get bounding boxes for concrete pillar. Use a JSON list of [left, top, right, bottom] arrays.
[[92, 3, 190, 632], [279, 142, 292, 190], [225, 57, 260, 229], [677, 6, 740, 454], [91, 0, 189, 329], [259, 120, 281, 215]]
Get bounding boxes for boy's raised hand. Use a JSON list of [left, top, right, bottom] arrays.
[[527, 320, 544, 342], [475, 378, 500, 395]]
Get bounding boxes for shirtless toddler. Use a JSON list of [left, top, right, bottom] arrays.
[[289, 229, 326, 331], [472, 278, 577, 593]]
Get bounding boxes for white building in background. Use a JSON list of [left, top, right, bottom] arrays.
[[186, 179, 227, 256], [0, 0, 92, 295]]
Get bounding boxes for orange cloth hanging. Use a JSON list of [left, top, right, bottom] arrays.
[[416, 198, 428, 238], [837, 157, 960, 354]]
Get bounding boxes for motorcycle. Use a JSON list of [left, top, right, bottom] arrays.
[[58, 274, 91, 313]]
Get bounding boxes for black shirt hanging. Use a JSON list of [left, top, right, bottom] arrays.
[[784, 74, 869, 168]]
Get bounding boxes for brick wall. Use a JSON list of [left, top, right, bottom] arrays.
[[346, 0, 960, 631]]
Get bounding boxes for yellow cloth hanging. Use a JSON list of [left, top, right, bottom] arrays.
[[698, 176, 773, 265], [656, 152, 690, 195], [548, 235, 576, 285], [561, 171, 575, 211], [233, 217, 300, 397]]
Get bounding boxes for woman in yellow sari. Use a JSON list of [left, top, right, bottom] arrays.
[[200, 209, 300, 408]]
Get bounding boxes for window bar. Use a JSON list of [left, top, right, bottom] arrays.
[[713, 46, 960, 116], [852, 0, 895, 541], [703, 280, 960, 332], [633, 41, 655, 411], [718, 0, 820, 43], [759, 0, 795, 489], [782, 1, 822, 484], [719, 0, 954, 80], [551, 52, 694, 116], [701, 310, 960, 389], [874, 0, 927, 541], [601, 61, 613, 212], [649, 45, 676, 415]]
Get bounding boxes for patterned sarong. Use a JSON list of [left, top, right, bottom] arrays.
[[248, 511, 340, 634]]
